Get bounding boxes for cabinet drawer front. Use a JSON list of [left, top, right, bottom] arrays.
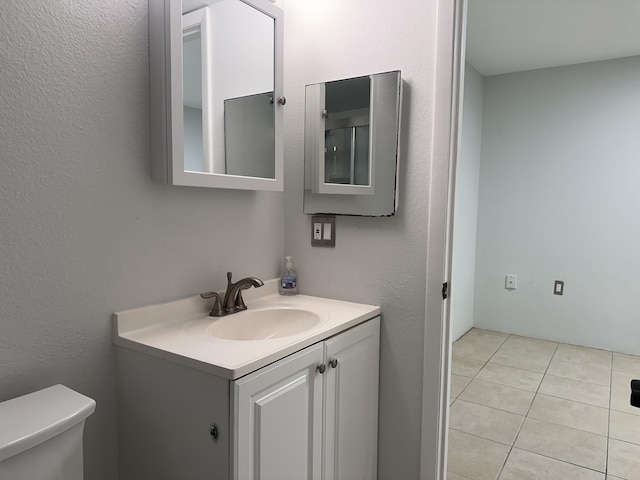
[[233, 344, 324, 480]]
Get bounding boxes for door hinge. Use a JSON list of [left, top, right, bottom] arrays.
[[442, 282, 448, 300]]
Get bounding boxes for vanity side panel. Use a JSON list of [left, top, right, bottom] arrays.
[[116, 346, 230, 480]]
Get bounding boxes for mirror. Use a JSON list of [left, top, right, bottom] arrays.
[[149, 0, 284, 191], [304, 71, 402, 216]]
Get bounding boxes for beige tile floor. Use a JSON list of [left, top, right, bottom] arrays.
[[447, 328, 640, 480]]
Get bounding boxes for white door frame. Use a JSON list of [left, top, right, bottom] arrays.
[[419, 0, 466, 477]]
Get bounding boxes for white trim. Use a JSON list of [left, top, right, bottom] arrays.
[[182, 7, 214, 173], [420, 0, 466, 478]]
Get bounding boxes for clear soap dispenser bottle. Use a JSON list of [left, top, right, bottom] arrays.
[[279, 256, 298, 295]]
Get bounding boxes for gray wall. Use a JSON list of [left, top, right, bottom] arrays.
[[0, 2, 283, 479], [474, 56, 640, 354], [283, 0, 439, 477], [450, 63, 483, 342]]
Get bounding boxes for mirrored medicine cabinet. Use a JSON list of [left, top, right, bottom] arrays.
[[149, 0, 284, 191], [304, 71, 402, 216]]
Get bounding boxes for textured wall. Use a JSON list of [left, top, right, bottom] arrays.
[[0, 2, 283, 479], [282, 0, 439, 477], [474, 56, 640, 354]]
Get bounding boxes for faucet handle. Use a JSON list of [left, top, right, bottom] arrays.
[[200, 291, 225, 317]]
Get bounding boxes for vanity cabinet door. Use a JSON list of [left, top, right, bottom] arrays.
[[323, 317, 380, 480], [233, 343, 324, 480]]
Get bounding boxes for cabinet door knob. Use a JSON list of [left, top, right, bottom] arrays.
[[329, 358, 338, 368], [278, 96, 287, 105], [210, 424, 219, 441], [317, 363, 327, 374]]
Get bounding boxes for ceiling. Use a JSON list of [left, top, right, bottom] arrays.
[[466, 0, 640, 76]]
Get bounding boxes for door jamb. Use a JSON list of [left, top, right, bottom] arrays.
[[419, 0, 467, 477]]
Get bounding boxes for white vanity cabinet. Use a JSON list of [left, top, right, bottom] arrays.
[[116, 316, 380, 480], [233, 316, 380, 480], [322, 316, 380, 480]]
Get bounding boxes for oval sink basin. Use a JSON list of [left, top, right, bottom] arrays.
[[208, 308, 321, 341]]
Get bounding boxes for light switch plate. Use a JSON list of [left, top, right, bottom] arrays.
[[311, 216, 336, 247]]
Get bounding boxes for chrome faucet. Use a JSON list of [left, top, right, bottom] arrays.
[[200, 272, 264, 317]]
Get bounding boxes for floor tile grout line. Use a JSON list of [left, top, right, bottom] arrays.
[[452, 430, 611, 475], [452, 330, 512, 480], [492, 334, 522, 480], [450, 417, 609, 474], [551, 343, 613, 364], [455, 330, 556, 479], [452, 330, 512, 403], [462, 374, 540, 394], [451, 397, 527, 420], [554, 342, 640, 376], [505, 444, 608, 475], [447, 469, 474, 480], [486, 359, 549, 376], [449, 329, 640, 480], [495, 341, 561, 480], [546, 349, 613, 389], [606, 350, 614, 476], [448, 426, 515, 448], [533, 391, 611, 412], [542, 371, 612, 390], [520, 341, 560, 429], [452, 396, 530, 417], [516, 415, 609, 439], [469, 329, 640, 368], [550, 356, 613, 371]]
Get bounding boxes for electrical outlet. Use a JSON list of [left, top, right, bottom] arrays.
[[311, 216, 336, 247], [505, 275, 517, 290], [554, 280, 564, 296]]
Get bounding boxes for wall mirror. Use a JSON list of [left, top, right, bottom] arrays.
[[149, 0, 284, 191], [304, 71, 402, 216]]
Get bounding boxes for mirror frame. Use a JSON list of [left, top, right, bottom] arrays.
[[149, 0, 284, 191]]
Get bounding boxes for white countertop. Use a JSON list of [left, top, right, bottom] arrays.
[[113, 280, 380, 380]]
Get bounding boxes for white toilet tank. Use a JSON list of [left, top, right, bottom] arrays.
[[0, 384, 96, 480]]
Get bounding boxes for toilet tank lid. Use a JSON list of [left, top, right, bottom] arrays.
[[0, 384, 96, 462]]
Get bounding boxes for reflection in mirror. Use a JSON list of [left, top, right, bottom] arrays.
[[182, 0, 274, 178], [224, 92, 275, 178], [304, 71, 402, 216], [182, 7, 211, 173], [149, 0, 283, 191], [323, 77, 371, 189]]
